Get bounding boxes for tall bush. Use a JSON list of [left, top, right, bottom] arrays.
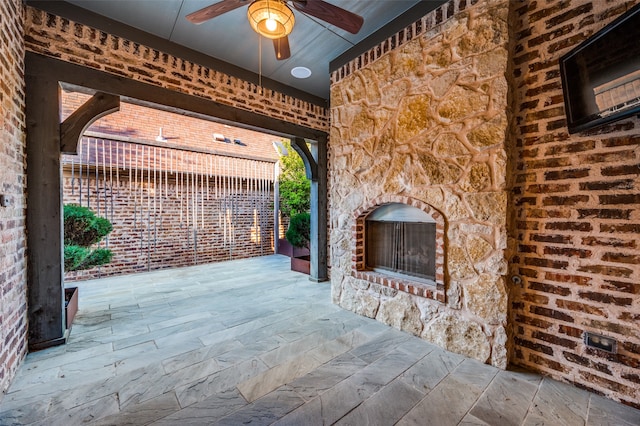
[[64, 204, 113, 271], [277, 140, 310, 218]]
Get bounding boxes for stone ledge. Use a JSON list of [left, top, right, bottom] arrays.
[[352, 269, 439, 301]]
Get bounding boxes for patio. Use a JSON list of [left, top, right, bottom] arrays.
[[0, 255, 638, 425]]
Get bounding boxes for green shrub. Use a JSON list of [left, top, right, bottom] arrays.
[[65, 246, 113, 271], [64, 245, 89, 271], [285, 212, 310, 248], [63, 204, 113, 272], [64, 204, 113, 246], [277, 140, 310, 218]]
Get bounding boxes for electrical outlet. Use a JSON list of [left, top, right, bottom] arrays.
[[0, 195, 9, 207]]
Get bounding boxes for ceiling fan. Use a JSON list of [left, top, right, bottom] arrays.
[[186, 0, 364, 60]]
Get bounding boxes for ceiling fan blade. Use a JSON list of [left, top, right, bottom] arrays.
[[291, 0, 363, 34], [273, 36, 291, 60], [186, 0, 248, 24]]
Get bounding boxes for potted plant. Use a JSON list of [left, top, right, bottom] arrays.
[[63, 204, 113, 328], [286, 211, 311, 274]]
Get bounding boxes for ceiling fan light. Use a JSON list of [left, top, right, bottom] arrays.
[[247, 0, 295, 39], [265, 18, 277, 32]]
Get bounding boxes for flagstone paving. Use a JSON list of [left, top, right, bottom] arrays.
[[1, 255, 638, 425]]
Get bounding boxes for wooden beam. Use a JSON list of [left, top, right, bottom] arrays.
[[291, 137, 318, 181], [290, 137, 327, 281], [60, 92, 120, 154], [27, 53, 327, 141]]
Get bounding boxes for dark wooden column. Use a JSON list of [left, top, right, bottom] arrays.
[[312, 135, 328, 282], [292, 137, 328, 282], [25, 60, 65, 350]]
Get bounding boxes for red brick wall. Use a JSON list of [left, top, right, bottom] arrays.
[[0, 0, 26, 398], [24, 7, 328, 132], [62, 91, 281, 162], [61, 92, 279, 281], [510, 0, 640, 408], [63, 162, 276, 281]]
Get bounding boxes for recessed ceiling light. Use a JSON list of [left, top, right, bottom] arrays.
[[291, 66, 312, 79]]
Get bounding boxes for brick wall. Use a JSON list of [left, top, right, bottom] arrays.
[[62, 91, 281, 162], [61, 92, 278, 281], [0, 0, 26, 398], [63, 164, 276, 281], [510, 0, 640, 408], [24, 7, 328, 133]]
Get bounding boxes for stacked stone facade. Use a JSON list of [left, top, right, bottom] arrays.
[[509, 0, 640, 408], [331, 0, 640, 408], [330, 0, 511, 368], [0, 0, 26, 397]]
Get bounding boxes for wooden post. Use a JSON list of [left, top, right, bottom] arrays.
[[311, 135, 328, 282], [25, 59, 65, 350], [293, 137, 328, 282], [60, 92, 120, 154]]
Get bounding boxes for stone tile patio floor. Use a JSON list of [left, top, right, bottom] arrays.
[[1, 255, 638, 425]]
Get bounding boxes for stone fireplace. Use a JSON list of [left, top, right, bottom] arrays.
[[365, 203, 438, 283], [353, 197, 446, 303], [329, 0, 510, 368]]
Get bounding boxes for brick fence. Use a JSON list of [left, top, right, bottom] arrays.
[[61, 91, 280, 281], [63, 164, 276, 281]]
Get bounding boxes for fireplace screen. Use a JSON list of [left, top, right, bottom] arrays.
[[365, 220, 436, 281]]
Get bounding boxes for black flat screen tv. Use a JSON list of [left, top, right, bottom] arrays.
[[559, 3, 640, 134]]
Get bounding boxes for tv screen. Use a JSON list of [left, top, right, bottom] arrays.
[[560, 3, 640, 133]]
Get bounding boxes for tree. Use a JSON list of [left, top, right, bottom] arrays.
[[277, 140, 310, 219], [63, 204, 113, 271]]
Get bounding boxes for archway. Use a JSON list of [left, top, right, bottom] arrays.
[[25, 53, 328, 349]]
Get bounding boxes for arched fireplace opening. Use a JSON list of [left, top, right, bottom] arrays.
[[365, 203, 436, 283], [352, 197, 445, 303]]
